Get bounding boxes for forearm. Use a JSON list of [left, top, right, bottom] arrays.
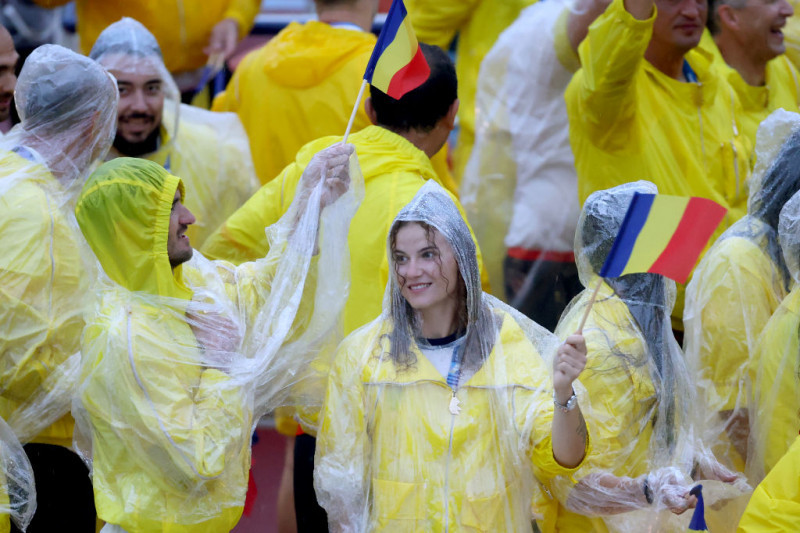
[[552, 397, 588, 468]]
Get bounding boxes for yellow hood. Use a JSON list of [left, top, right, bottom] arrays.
[[263, 21, 376, 88], [75, 158, 193, 300]]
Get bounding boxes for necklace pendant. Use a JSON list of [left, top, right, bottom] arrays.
[[449, 395, 461, 415]]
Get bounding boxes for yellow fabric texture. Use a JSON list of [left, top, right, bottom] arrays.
[[737, 435, 800, 532], [33, 0, 259, 74], [136, 105, 259, 249], [201, 125, 489, 336], [315, 308, 584, 532], [566, 0, 752, 329], [406, 0, 535, 183], [0, 150, 83, 447], [684, 220, 787, 473], [551, 281, 657, 532], [749, 283, 800, 482]]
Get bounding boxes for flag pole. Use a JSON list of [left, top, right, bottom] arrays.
[[343, 79, 369, 144], [577, 278, 603, 334]]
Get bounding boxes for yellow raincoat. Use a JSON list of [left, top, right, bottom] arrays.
[[201, 125, 488, 336], [0, 150, 85, 447], [405, 0, 535, 183], [73, 156, 356, 532], [737, 435, 800, 532], [33, 0, 259, 74], [566, 0, 752, 328]]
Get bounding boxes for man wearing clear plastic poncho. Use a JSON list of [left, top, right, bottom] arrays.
[[748, 188, 800, 485], [0, 45, 118, 531], [314, 181, 590, 532], [552, 182, 748, 533], [72, 146, 362, 532], [460, 0, 610, 331], [684, 109, 800, 477], [89, 17, 259, 249]]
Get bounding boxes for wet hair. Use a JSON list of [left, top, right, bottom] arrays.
[[369, 42, 457, 133]]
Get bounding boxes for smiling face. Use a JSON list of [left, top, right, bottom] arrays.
[[103, 54, 165, 147], [0, 28, 18, 123], [392, 222, 461, 321], [167, 187, 195, 268], [652, 0, 709, 54], [734, 0, 794, 60]]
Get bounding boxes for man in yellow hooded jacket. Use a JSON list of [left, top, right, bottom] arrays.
[[566, 0, 753, 331], [73, 146, 358, 533], [89, 18, 259, 249], [0, 45, 118, 532]]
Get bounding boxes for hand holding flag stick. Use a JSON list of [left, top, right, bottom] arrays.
[[342, 0, 431, 143], [576, 193, 727, 333]]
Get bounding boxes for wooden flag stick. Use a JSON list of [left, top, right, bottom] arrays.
[[577, 278, 604, 334], [343, 79, 369, 144]]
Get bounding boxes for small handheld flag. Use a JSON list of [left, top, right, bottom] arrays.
[[599, 193, 727, 284], [687, 485, 709, 532], [364, 0, 430, 99]]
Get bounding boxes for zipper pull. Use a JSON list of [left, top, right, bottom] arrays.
[[449, 393, 461, 415]]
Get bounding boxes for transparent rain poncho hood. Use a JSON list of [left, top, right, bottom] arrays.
[[551, 181, 747, 532], [684, 109, 800, 483], [72, 148, 362, 531], [89, 18, 259, 248], [0, 44, 117, 451], [313, 180, 593, 532], [749, 188, 800, 485]]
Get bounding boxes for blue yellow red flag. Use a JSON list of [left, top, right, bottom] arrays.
[[688, 485, 709, 532], [363, 0, 430, 99], [600, 193, 727, 284]]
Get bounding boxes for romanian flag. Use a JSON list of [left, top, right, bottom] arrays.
[[600, 194, 726, 284], [687, 485, 709, 532], [364, 0, 430, 99]]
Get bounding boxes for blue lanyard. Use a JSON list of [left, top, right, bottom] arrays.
[[445, 343, 462, 390], [683, 59, 698, 84]]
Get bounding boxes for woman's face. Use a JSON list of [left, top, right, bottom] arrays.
[[392, 223, 460, 317]]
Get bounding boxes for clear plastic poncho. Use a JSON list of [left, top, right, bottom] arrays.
[[684, 109, 800, 478], [313, 180, 592, 532], [748, 187, 800, 484], [460, 0, 582, 297], [89, 17, 259, 248], [72, 147, 362, 532], [0, 43, 117, 450], [551, 181, 748, 532]]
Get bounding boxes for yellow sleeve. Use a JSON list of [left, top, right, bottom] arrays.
[[567, 0, 655, 145], [223, 0, 261, 38], [405, 0, 481, 47]]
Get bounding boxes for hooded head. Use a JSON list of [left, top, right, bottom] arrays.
[[779, 189, 800, 286], [90, 18, 180, 157], [7, 44, 117, 184], [75, 158, 193, 300], [384, 181, 493, 371]]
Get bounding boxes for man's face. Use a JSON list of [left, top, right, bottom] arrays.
[[104, 55, 165, 145], [653, 0, 709, 55], [0, 30, 18, 123], [167, 188, 195, 268], [730, 0, 794, 61]]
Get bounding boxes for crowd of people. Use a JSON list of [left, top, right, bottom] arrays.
[[1, 0, 800, 531]]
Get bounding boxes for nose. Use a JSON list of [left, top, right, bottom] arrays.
[[0, 72, 15, 93], [180, 204, 196, 226], [403, 257, 423, 278], [679, 0, 702, 18], [130, 87, 148, 112], [780, 0, 793, 17]]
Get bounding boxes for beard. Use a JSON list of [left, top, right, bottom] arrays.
[[113, 119, 161, 157]]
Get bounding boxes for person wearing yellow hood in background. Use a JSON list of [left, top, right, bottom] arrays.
[[404, 0, 535, 184], [32, 0, 259, 94], [550, 181, 747, 533], [737, 434, 800, 531], [748, 188, 800, 484], [704, 0, 799, 146], [202, 43, 488, 532], [0, 45, 118, 532], [89, 18, 259, 249], [684, 111, 800, 478], [72, 147, 360, 533], [211, 0, 456, 193], [566, 0, 753, 332]]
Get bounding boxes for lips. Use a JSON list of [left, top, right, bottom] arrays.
[[407, 283, 432, 292]]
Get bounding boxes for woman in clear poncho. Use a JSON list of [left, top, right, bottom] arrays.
[[72, 146, 361, 532], [749, 188, 800, 484], [684, 109, 800, 475], [314, 181, 590, 532], [551, 181, 746, 533]]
